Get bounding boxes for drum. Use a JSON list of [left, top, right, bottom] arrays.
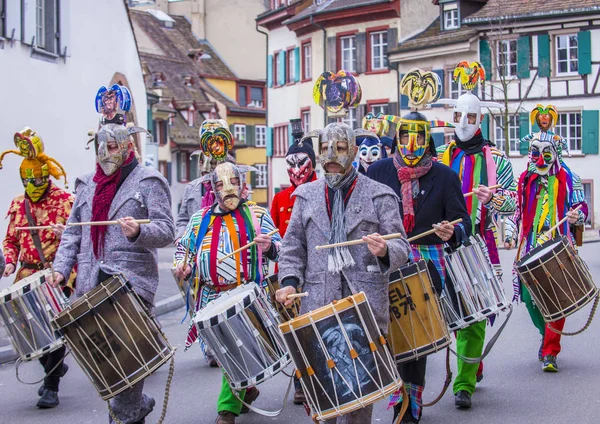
[[280, 292, 402, 422], [52, 275, 174, 400], [441, 236, 509, 331], [516, 236, 598, 322], [193, 283, 290, 390], [265, 274, 301, 322], [388, 261, 450, 363], [0, 269, 69, 361]]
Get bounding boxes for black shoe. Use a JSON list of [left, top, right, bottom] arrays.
[[240, 387, 260, 414], [37, 389, 59, 408], [293, 387, 306, 405], [38, 364, 69, 396], [455, 390, 472, 409], [208, 357, 219, 368], [215, 411, 235, 424], [476, 372, 484, 383]]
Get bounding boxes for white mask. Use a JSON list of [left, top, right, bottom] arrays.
[[452, 92, 481, 141]]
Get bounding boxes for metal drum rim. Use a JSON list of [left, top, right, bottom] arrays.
[[193, 283, 261, 329], [0, 269, 51, 304]]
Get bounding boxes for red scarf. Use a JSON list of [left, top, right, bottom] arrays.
[[393, 154, 433, 233], [91, 151, 135, 257]]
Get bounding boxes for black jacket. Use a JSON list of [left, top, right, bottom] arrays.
[[367, 158, 472, 245]]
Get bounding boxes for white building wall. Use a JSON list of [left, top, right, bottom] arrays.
[[0, 0, 147, 238]]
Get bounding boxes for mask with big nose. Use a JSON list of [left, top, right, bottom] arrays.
[[530, 135, 559, 176], [212, 162, 243, 211]]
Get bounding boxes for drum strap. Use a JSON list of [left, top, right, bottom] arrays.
[[230, 374, 294, 417], [548, 294, 599, 336], [24, 199, 49, 267], [417, 348, 452, 408], [450, 304, 513, 364]]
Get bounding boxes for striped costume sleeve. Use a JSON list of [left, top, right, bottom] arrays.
[[173, 208, 206, 268], [488, 149, 518, 215], [571, 172, 587, 225]]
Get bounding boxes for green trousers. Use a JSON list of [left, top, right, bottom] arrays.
[[453, 320, 486, 395], [521, 283, 546, 335], [217, 373, 246, 415]]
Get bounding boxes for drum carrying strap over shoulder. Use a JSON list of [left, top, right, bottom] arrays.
[[24, 199, 49, 268]]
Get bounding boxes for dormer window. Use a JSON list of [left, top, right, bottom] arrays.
[[443, 2, 459, 30], [187, 105, 195, 126], [152, 72, 166, 87], [183, 76, 195, 87]]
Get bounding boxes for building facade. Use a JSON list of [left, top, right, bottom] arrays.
[[390, 0, 600, 228], [0, 0, 147, 238]]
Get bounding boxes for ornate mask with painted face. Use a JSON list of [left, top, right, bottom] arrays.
[[530, 135, 559, 176], [21, 163, 49, 202], [397, 112, 431, 166], [317, 123, 357, 186], [357, 139, 383, 171], [212, 162, 243, 211], [200, 119, 233, 161], [286, 152, 313, 186], [530, 104, 558, 132]]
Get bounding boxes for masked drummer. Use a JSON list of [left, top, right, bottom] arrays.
[[275, 122, 411, 424], [1, 128, 73, 409], [505, 131, 587, 372], [48, 122, 175, 423], [173, 160, 281, 424], [368, 108, 471, 423], [436, 62, 518, 409]]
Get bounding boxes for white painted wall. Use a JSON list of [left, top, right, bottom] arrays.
[[0, 0, 147, 238]]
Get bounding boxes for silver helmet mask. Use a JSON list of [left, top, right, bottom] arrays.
[[95, 124, 131, 176], [210, 162, 244, 211], [317, 123, 357, 186]]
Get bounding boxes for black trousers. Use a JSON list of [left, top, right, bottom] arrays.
[[39, 345, 66, 392], [393, 357, 427, 423]]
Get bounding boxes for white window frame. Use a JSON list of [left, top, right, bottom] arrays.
[[370, 31, 388, 70], [341, 107, 357, 129], [274, 52, 281, 86], [255, 164, 268, 188], [179, 152, 188, 182], [494, 115, 520, 154], [36, 0, 45, 48], [255, 125, 267, 148], [234, 124, 247, 144], [303, 42, 312, 80], [370, 104, 387, 116], [496, 39, 518, 78], [582, 181, 593, 228], [444, 9, 459, 30], [555, 34, 578, 76], [449, 72, 466, 99], [187, 106, 195, 127], [302, 110, 311, 133], [287, 48, 295, 83], [341, 35, 357, 72], [555, 111, 582, 153]]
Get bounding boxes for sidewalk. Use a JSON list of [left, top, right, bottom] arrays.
[[0, 246, 186, 364]]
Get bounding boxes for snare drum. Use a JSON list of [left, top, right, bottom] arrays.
[[441, 236, 509, 331], [280, 292, 402, 422], [0, 269, 69, 361], [265, 274, 301, 322], [388, 261, 450, 363], [52, 275, 174, 400], [193, 283, 290, 390], [516, 236, 598, 322]]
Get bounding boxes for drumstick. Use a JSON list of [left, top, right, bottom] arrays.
[[463, 184, 502, 198], [543, 204, 582, 238], [287, 292, 308, 299], [16, 219, 152, 231], [315, 219, 463, 250], [218, 229, 279, 263]]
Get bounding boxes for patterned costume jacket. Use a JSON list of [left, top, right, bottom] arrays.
[[53, 165, 175, 305], [3, 183, 75, 284], [278, 174, 411, 331]]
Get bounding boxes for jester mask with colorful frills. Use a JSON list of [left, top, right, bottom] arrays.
[[313, 70, 362, 114], [199, 119, 234, 160]]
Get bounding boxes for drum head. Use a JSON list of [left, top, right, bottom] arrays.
[[193, 284, 259, 328], [0, 269, 50, 304], [518, 236, 565, 267]]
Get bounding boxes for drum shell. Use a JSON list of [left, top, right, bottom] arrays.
[[280, 292, 402, 421], [52, 276, 174, 400], [265, 274, 301, 322], [0, 270, 68, 361], [388, 261, 450, 363], [516, 236, 598, 322]]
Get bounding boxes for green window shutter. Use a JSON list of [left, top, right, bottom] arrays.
[[266, 127, 273, 157], [582, 110, 599, 154], [246, 125, 255, 146], [578, 31, 592, 75], [267, 55, 273, 88], [250, 171, 257, 188], [517, 36, 531, 79], [532, 121, 540, 132], [519, 140, 530, 155], [189, 154, 198, 179], [176, 152, 182, 182], [280, 50, 287, 86], [288, 123, 294, 147], [432, 132, 444, 148], [479, 39, 492, 81], [519, 112, 530, 155], [356, 32, 366, 74], [537, 34, 551, 77], [481, 114, 490, 140], [294, 47, 300, 82]]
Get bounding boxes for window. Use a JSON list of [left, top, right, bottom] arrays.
[[255, 164, 268, 188], [159, 161, 169, 183], [250, 87, 264, 108], [369, 104, 388, 116], [36, 0, 45, 48], [302, 41, 312, 80], [187, 106, 195, 126], [555, 34, 578, 75], [494, 115, 520, 153], [302, 110, 311, 133], [233, 124, 247, 144], [450, 72, 466, 99], [32, 0, 60, 54], [274, 125, 288, 157], [255, 125, 267, 148], [189, 154, 199, 180], [444, 9, 459, 30], [274, 52, 281, 86], [178, 152, 188, 182], [369, 31, 388, 71], [342, 107, 357, 129], [287, 48, 295, 83], [555, 112, 582, 152], [497, 40, 517, 78], [168, 113, 174, 126], [238, 85, 247, 107], [582, 181, 593, 227], [340, 36, 357, 72]]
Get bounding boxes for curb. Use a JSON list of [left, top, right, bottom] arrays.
[[0, 293, 186, 365]]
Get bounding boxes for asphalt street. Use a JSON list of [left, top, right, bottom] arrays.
[[1, 245, 600, 423]]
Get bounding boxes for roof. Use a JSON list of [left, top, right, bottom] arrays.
[[390, 17, 477, 54], [285, 0, 392, 24], [464, 0, 600, 23]]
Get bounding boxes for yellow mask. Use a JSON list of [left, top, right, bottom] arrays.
[[22, 166, 49, 202]]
